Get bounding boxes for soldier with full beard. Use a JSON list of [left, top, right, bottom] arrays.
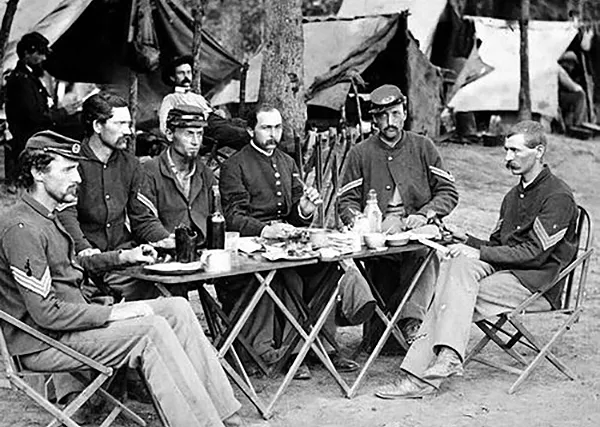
[[138, 105, 217, 241], [57, 92, 172, 302]]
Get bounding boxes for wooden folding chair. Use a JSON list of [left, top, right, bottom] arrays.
[[0, 309, 146, 427], [464, 205, 594, 394]]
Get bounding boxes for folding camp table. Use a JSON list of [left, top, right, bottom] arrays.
[[120, 243, 435, 417]]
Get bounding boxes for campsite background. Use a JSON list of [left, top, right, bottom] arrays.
[[1, 0, 600, 426]]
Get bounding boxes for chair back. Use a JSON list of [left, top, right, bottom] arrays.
[[561, 205, 593, 311]]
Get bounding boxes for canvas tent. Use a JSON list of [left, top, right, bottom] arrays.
[[0, 0, 242, 125], [449, 17, 579, 119], [211, 13, 443, 136], [335, 0, 449, 58]]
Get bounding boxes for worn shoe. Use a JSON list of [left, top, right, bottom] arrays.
[[332, 355, 360, 373], [399, 317, 422, 346], [58, 391, 104, 425], [375, 374, 436, 400], [293, 363, 312, 380], [422, 347, 464, 381], [260, 345, 290, 366], [223, 413, 245, 427]]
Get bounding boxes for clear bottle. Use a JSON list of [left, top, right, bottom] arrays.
[[206, 185, 225, 249], [363, 189, 382, 233]]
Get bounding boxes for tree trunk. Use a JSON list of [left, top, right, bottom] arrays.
[[0, 0, 20, 93], [212, 0, 243, 59], [259, 0, 306, 140], [191, 0, 204, 94], [518, 0, 532, 121]]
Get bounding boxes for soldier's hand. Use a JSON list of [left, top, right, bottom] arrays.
[[447, 243, 480, 259], [299, 186, 322, 217], [108, 301, 154, 322], [150, 235, 176, 250], [405, 214, 427, 229], [77, 248, 102, 258], [119, 245, 157, 264]]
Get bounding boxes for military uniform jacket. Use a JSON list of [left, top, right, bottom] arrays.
[[220, 144, 310, 236], [139, 149, 216, 242], [0, 194, 112, 356], [58, 141, 170, 253], [467, 167, 578, 308], [5, 61, 64, 149], [338, 131, 458, 224]]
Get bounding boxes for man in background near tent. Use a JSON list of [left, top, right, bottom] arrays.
[[339, 84, 459, 349], [0, 130, 245, 427], [220, 104, 367, 380], [558, 51, 587, 127], [158, 55, 250, 151], [58, 92, 173, 301], [4, 32, 80, 193], [375, 120, 578, 399]]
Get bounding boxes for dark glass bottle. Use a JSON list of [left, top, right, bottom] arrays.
[[207, 185, 225, 249]]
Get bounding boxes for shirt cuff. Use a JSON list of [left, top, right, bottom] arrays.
[[297, 205, 314, 220]]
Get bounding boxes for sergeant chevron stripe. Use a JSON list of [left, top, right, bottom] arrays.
[[55, 201, 77, 212], [10, 266, 51, 298], [137, 192, 159, 217], [533, 217, 567, 251], [429, 166, 455, 182], [338, 178, 363, 196]]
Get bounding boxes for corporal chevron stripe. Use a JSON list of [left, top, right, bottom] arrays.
[[429, 166, 455, 182], [492, 218, 504, 234], [533, 217, 568, 251], [137, 192, 159, 217], [10, 266, 51, 298], [338, 178, 363, 196], [55, 201, 77, 212]]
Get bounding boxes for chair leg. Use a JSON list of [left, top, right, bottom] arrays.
[[508, 313, 580, 394], [8, 373, 82, 427]]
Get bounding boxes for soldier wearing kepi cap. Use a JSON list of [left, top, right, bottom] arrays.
[[0, 131, 245, 427], [139, 104, 217, 243], [339, 84, 459, 348], [4, 33, 80, 194]]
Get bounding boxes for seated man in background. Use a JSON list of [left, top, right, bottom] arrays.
[[558, 51, 587, 127], [220, 104, 365, 379], [375, 121, 578, 399], [58, 92, 172, 301], [0, 130, 244, 427], [339, 84, 459, 348], [159, 55, 250, 151]]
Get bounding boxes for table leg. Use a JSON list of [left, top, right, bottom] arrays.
[[346, 249, 435, 398]]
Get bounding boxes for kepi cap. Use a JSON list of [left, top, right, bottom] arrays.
[[369, 84, 407, 114], [25, 130, 84, 160], [167, 105, 208, 129], [17, 32, 51, 55], [558, 51, 578, 64]]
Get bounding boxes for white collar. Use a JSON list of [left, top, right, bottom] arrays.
[[250, 141, 275, 157]]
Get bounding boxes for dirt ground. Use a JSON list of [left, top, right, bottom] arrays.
[[1, 134, 600, 427]]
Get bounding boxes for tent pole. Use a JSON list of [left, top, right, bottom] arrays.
[[239, 61, 249, 118], [518, 0, 532, 121], [128, 71, 138, 154], [191, 1, 205, 94]]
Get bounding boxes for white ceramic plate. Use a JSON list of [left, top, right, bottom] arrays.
[[143, 261, 204, 275], [386, 232, 411, 246]]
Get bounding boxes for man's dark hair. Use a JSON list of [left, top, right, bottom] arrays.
[[16, 32, 50, 58], [16, 149, 55, 190], [162, 55, 193, 86], [246, 104, 281, 130], [507, 120, 547, 149], [81, 92, 128, 137]]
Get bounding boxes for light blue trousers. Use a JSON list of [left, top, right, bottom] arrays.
[[22, 297, 241, 427]]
